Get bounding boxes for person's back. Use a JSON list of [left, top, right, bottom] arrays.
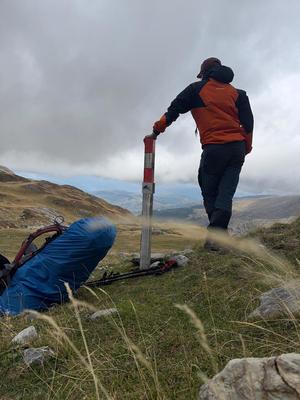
[[191, 66, 251, 146], [152, 57, 254, 249]]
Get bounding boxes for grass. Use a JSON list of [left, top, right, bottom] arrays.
[[1, 219, 300, 399], [0, 229, 28, 259]]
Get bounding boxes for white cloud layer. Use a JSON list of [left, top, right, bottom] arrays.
[[0, 0, 300, 193]]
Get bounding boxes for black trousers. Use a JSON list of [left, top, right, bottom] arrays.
[[198, 141, 246, 230]]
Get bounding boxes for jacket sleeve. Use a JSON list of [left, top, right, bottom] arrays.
[[236, 90, 254, 154], [164, 84, 197, 125]]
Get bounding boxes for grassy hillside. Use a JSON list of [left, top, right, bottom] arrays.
[[0, 169, 131, 229], [1, 218, 300, 399]]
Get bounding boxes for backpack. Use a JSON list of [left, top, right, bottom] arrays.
[[0, 218, 66, 296]]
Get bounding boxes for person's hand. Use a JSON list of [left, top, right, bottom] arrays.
[[153, 115, 167, 134]]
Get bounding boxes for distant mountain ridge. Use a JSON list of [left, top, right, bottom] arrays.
[[0, 166, 132, 229], [94, 189, 200, 214], [2, 165, 299, 234], [154, 195, 300, 233]]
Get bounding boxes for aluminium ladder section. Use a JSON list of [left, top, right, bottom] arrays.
[[140, 136, 156, 270]]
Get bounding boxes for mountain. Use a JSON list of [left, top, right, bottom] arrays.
[[94, 190, 143, 214], [94, 187, 200, 214], [154, 195, 300, 233], [0, 166, 132, 229], [0, 166, 16, 175], [93, 185, 264, 215]]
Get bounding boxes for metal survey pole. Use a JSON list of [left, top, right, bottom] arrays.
[[140, 135, 156, 270]]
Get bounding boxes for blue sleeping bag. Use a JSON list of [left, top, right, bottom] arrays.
[[0, 217, 116, 315]]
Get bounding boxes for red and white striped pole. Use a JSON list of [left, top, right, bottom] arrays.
[[140, 135, 156, 269]]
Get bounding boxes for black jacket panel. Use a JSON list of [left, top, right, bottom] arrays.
[[236, 90, 254, 133], [164, 81, 207, 125]]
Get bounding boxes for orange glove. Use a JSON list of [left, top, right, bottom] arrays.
[[153, 115, 167, 134]]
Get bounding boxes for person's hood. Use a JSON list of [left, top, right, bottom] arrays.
[[204, 65, 234, 84]]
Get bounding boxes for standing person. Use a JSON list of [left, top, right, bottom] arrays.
[[151, 57, 254, 250]]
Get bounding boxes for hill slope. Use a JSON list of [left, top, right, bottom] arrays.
[[0, 167, 132, 228]]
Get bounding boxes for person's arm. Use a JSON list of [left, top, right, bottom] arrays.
[[153, 84, 197, 134], [236, 90, 254, 154]]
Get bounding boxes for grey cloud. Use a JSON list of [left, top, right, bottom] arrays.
[[0, 0, 299, 193]]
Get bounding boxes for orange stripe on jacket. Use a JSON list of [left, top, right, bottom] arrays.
[[191, 79, 246, 145]]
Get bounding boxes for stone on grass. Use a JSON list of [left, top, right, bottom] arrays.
[[12, 326, 38, 345], [89, 308, 118, 320], [169, 255, 189, 267], [132, 253, 189, 268], [131, 253, 166, 266], [249, 280, 300, 320], [23, 346, 55, 366], [199, 353, 300, 400], [152, 228, 165, 235], [182, 249, 194, 255]]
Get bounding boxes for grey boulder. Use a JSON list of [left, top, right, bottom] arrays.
[[249, 280, 300, 320], [169, 255, 189, 267], [23, 346, 55, 366], [89, 308, 118, 320], [199, 353, 300, 399], [12, 326, 38, 345]]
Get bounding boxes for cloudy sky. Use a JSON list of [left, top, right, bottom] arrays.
[[0, 0, 300, 194]]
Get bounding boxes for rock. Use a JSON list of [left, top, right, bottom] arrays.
[[131, 253, 189, 268], [249, 280, 300, 320], [23, 346, 55, 366], [150, 253, 166, 260], [131, 253, 166, 266], [89, 308, 118, 320], [12, 326, 38, 345], [277, 354, 300, 393], [169, 255, 189, 267], [182, 248, 194, 255], [199, 353, 300, 399], [152, 228, 165, 235]]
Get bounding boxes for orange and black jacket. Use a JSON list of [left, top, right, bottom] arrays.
[[157, 66, 254, 153]]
